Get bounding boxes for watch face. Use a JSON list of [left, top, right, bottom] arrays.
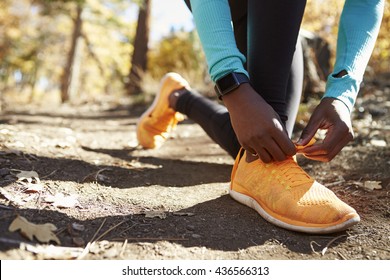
[[217, 73, 239, 92]]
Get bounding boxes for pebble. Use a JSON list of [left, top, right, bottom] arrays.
[[186, 225, 195, 231]]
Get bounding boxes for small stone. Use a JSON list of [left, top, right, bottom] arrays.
[[186, 225, 195, 231], [192, 234, 201, 239]]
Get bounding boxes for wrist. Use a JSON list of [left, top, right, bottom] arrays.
[[214, 72, 250, 100]]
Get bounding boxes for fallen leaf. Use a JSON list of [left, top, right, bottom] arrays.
[[24, 182, 44, 193], [9, 215, 61, 244], [144, 211, 167, 219], [21, 243, 82, 260], [363, 181, 382, 191], [0, 188, 25, 206], [44, 193, 79, 208], [12, 170, 40, 184]]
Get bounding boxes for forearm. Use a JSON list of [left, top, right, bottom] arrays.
[[323, 0, 384, 112], [189, 0, 248, 81]]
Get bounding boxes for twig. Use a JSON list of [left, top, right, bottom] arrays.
[[90, 218, 107, 243], [76, 218, 106, 260], [95, 220, 126, 242], [321, 234, 347, 256], [115, 223, 137, 237], [337, 251, 348, 260], [41, 170, 58, 179], [119, 239, 128, 258], [325, 180, 345, 188], [76, 241, 93, 260], [309, 241, 321, 255]]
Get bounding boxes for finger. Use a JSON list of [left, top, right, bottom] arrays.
[[302, 134, 351, 161], [264, 139, 288, 162], [272, 131, 296, 157], [257, 148, 272, 163], [297, 115, 321, 146], [301, 154, 329, 162]]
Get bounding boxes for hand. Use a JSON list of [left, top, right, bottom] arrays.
[[297, 97, 354, 162], [222, 83, 296, 163]]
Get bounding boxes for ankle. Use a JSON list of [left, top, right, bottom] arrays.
[[168, 88, 187, 110]]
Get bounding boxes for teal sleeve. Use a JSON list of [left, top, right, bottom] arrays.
[[323, 0, 384, 112], [189, 0, 248, 82]]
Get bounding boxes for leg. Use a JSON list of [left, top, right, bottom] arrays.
[[285, 39, 304, 137], [177, 0, 248, 159], [174, 90, 241, 158], [247, 0, 306, 124]]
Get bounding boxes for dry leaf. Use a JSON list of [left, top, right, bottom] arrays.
[[144, 211, 167, 219], [21, 243, 82, 260], [0, 188, 25, 206], [13, 170, 40, 184], [11, 170, 43, 193], [363, 181, 382, 191], [9, 215, 61, 244], [44, 193, 79, 208], [24, 182, 44, 193]]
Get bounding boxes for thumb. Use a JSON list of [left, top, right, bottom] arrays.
[[297, 116, 321, 146]]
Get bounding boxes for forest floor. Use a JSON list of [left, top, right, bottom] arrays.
[[0, 83, 389, 260]]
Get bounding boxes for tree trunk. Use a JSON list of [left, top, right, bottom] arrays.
[[127, 0, 151, 95], [60, 4, 83, 103], [299, 29, 331, 102]]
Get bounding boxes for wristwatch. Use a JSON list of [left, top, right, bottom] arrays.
[[214, 72, 250, 99]]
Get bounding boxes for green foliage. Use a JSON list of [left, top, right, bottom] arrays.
[[0, 0, 137, 103], [302, 0, 390, 74], [147, 30, 208, 89]]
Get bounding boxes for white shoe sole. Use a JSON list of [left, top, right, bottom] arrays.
[[230, 188, 360, 234]]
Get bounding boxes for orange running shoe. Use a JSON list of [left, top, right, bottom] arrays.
[[230, 149, 360, 234], [136, 73, 189, 149]]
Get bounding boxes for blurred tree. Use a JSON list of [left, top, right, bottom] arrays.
[[127, 0, 151, 95], [147, 30, 208, 90], [60, 2, 83, 102]]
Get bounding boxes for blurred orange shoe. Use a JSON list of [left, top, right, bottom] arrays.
[[230, 149, 360, 234], [136, 73, 189, 149]]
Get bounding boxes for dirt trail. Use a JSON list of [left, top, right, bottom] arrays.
[[0, 98, 389, 260]]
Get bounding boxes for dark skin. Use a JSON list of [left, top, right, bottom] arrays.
[[297, 70, 353, 162], [169, 71, 353, 163], [223, 71, 353, 163], [296, 97, 354, 162], [222, 83, 295, 163]]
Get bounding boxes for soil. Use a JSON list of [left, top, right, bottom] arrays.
[[0, 86, 389, 260]]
